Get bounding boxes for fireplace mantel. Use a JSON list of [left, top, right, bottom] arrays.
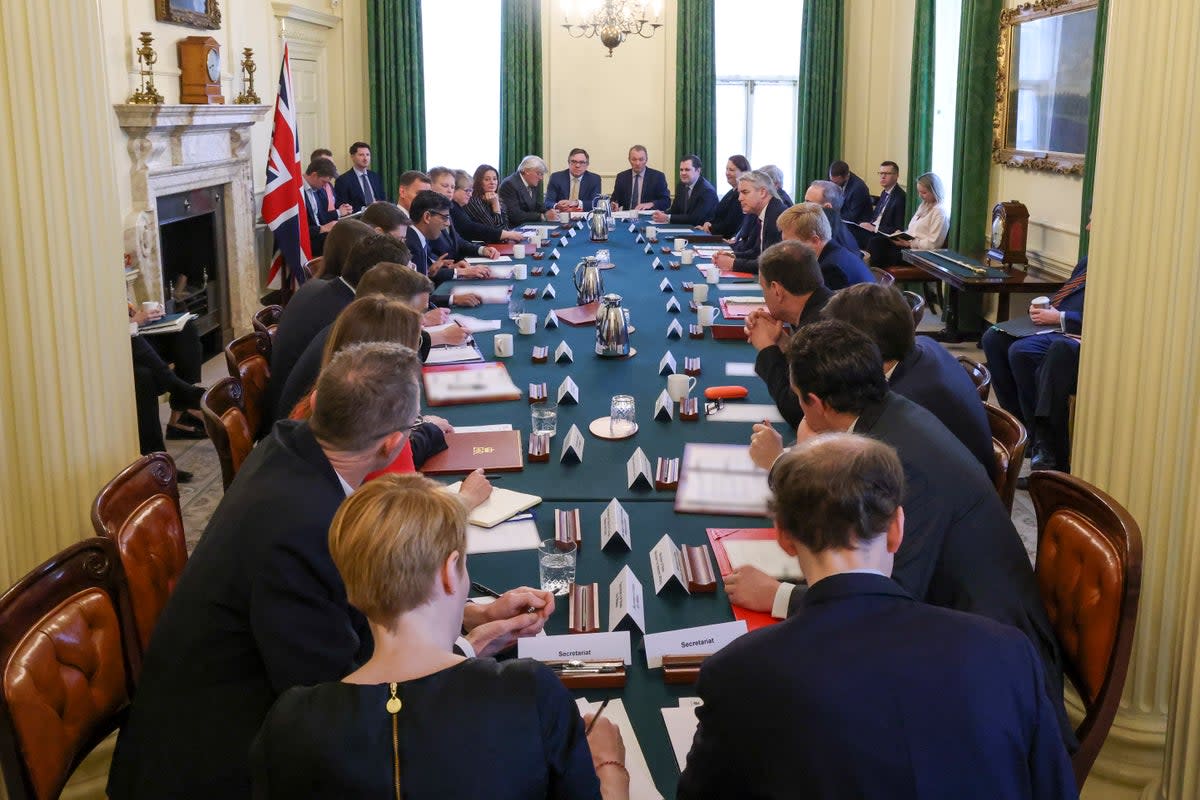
[[114, 103, 270, 337]]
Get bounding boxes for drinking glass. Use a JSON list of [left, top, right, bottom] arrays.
[[532, 402, 558, 437], [508, 296, 524, 321], [538, 539, 577, 596], [610, 394, 636, 437]]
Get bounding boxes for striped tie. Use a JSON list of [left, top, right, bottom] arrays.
[[1050, 269, 1086, 306]]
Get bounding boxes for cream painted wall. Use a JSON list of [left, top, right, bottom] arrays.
[[843, 0, 915, 185], [541, 0, 678, 193]]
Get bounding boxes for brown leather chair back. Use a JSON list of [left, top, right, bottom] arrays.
[[984, 403, 1027, 512], [224, 330, 272, 437], [90, 453, 188, 656], [869, 266, 896, 286], [957, 356, 991, 402], [902, 290, 925, 328], [252, 304, 283, 341], [201, 376, 254, 489], [0, 538, 140, 800], [1028, 471, 1142, 790]]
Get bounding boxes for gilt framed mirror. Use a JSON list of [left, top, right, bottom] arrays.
[[993, 0, 1099, 175]]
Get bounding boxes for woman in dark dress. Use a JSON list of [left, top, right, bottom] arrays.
[[251, 474, 629, 800], [702, 154, 751, 238]]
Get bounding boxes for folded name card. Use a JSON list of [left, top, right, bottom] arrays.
[[643, 621, 748, 668], [544, 310, 559, 329], [542, 284, 556, 299], [652, 257, 664, 269], [559, 237, 569, 247], [519, 631, 632, 665], [644, 244, 653, 254], [550, 248, 562, 259], [557, 375, 580, 404], [654, 389, 674, 422], [659, 277, 673, 292], [560, 424, 585, 464], [659, 351, 677, 376], [666, 296, 681, 313], [627, 448, 654, 490], [630, 223, 639, 233], [568, 228, 577, 238], [548, 264, 560, 275], [650, 533, 687, 594], [666, 319, 683, 339], [601, 498, 632, 550], [608, 566, 646, 634], [555, 340, 573, 363]]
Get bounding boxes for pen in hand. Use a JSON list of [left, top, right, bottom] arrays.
[[584, 698, 611, 735]]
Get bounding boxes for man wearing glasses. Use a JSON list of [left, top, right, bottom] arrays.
[[545, 148, 602, 211], [859, 161, 908, 235]]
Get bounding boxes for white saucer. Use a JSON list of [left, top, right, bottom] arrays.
[[589, 417, 639, 440]]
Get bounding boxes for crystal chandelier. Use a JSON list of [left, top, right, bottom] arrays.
[[561, 0, 664, 57]]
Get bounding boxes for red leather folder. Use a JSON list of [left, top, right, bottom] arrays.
[[419, 430, 524, 475], [707, 527, 782, 631], [553, 301, 601, 326]]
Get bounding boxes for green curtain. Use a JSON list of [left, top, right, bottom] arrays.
[[947, 0, 1002, 252], [367, 0, 425, 199], [675, 0, 715, 177], [500, 0, 542, 177], [1078, 0, 1108, 257], [906, 0, 936, 218], [795, 0, 844, 188]]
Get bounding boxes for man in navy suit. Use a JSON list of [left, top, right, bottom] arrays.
[[733, 321, 1073, 748], [301, 160, 351, 257], [678, 433, 1077, 800], [712, 170, 785, 274], [829, 159, 872, 223], [544, 148, 602, 211], [427, 166, 501, 262], [651, 154, 719, 226], [806, 179, 863, 254], [610, 145, 671, 211], [332, 141, 386, 211], [777, 201, 872, 290], [405, 190, 484, 308], [498, 155, 555, 224]]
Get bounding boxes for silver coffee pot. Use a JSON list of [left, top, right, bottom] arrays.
[[595, 293, 631, 357], [573, 256, 604, 305], [589, 194, 612, 242]]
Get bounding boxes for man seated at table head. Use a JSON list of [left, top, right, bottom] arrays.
[[730, 320, 1074, 748], [405, 190, 484, 308], [396, 169, 432, 217], [107, 342, 551, 800], [827, 158, 872, 223], [498, 155, 559, 224], [427, 165, 501, 264], [776, 201, 872, 290], [822, 282, 996, 478], [711, 170, 784, 275], [676, 433, 1077, 800], [611, 144, 672, 211], [758, 163, 793, 206], [805, 179, 863, 254], [652, 154, 719, 226], [744, 240, 832, 430], [545, 147, 602, 211]]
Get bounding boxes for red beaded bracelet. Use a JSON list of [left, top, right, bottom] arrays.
[[595, 760, 629, 775]]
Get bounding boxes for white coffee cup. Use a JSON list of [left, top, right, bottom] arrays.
[[674, 238, 687, 252], [141, 301, 163, 315], [645, 225, 657, 240], [667, 373, 698, 402], [698, 305, 717, 326], [513, 263, 528, 280], [692, 284, 709, 303], [706, 266, 720, 284], [1031, 295, 1051, 310], [517, 313, 537, 335], [494, 333, 514, 357], [513, 243, 526, 259], [681, 250, 695, 265]]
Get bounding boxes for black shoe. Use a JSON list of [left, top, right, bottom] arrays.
[[177, 469, 194, 484], [1029, 440, 1059, 472], [1016, 475, 1030, 491], [166, 422, 207, 440]]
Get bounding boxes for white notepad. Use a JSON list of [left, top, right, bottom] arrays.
[[446, 483, 542, 528], [661, 701, 701, 771], [576, 698, 663, 800], [722, 539, 804, 581], [465, 518, 541, 554], [676, 443, 772, 515], [423, 344, 484, 365], [705, 403, 785, 423]]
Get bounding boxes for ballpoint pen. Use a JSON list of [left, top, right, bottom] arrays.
[[584, 697, 611, 735]]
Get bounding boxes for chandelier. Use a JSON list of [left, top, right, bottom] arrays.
[[561, 0, 664, 57]]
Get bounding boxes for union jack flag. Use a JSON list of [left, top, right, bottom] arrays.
[[263, 44, 311, 299]]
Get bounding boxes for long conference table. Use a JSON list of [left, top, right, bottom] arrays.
[[427, 217, 779, 797]]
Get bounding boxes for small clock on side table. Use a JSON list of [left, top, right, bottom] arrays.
[[987, 200, 1029, 266], [178, 36, 224, 105]]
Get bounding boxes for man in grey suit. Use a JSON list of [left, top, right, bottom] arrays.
[[498, 155, 558, 224]]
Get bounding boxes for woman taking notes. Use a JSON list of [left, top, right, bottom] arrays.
[[865, 171, 950, 267]]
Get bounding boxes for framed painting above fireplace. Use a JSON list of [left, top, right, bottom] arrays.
[[155, 0, 221, 30]]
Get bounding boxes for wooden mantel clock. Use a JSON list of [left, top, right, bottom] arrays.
[[178, 36, 224, 104], [987, 200, 1029, 265]]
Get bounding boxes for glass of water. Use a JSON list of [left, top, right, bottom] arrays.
[[508, 295, 524, 321], [531, 401, 558, 437], [610, 394, 636, 437], [538, 538, 577, 596]]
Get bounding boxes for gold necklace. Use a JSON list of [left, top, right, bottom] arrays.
[[387, 683, 402, 799]]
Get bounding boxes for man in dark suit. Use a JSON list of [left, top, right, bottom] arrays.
[[427, 166, 502, 261], [332, 141, 386, 211], [498, 155, 555, 224], [301, 159, 351, 257], [850, 160, 909, 250], [734, 320, 1073, 748], [712, 170, 785, 274], [824, 282, 996, 478], [759, 164, 794, 207], [679, 434, 1077, 800], [266, 232, 410, 426], [108, 343, 550, 800], [544, 148, 602, 211], [405, 190, 484, 307], [778, 201, 872, 290], [805, 179, 863, 254], [829, 159, 872, 223], [746, 241, 833, 429], [610, 144, 671, 211], [651, 154, 719, 226]]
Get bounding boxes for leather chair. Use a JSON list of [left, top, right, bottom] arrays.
[[984, 403, 1027, 512], [90, 453, 188, 657], [1028, 471, 1143, 790], [0, 537, 141, 800], [224, 330, 272, 438], [869, 267, 896, 287], [902, 290, 925, 328], [957, 356, 991, 402], [201, 376, 254, 489], [252, 304, 283, 341]]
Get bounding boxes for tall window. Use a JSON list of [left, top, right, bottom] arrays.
[[714, 0, 804, 199], [422, 0, 500, 170], [930, 0, 963, 207]]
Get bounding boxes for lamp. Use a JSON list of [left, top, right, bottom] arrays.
[[562, 0, 664, 57]]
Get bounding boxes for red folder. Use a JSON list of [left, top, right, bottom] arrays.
[[707, 527, 782, 631], [718, 297, 768, 320], [420, 430, 524, 475], [553, 301, 601, 326]]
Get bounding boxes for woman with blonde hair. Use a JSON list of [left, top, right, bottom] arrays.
[[865, 171, 950, 267], [252, 474, 628, 799]]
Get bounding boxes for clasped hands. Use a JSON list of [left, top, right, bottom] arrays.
[[743, 308, 785, 351], [461, 584, 555, 658]]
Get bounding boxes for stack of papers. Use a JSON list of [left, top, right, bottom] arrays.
[[576, 698, 662, 799], [465, 255, 512, 264], [675, 443, 772, 516], [138, 311, 196, 335], [424, 343, 485, 365], [465, 516, 540, 554], [460, 285, 514, 305], [661, 698, 702, 771], [422, 363, 522, 406], [722, 538, 803, 581]]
